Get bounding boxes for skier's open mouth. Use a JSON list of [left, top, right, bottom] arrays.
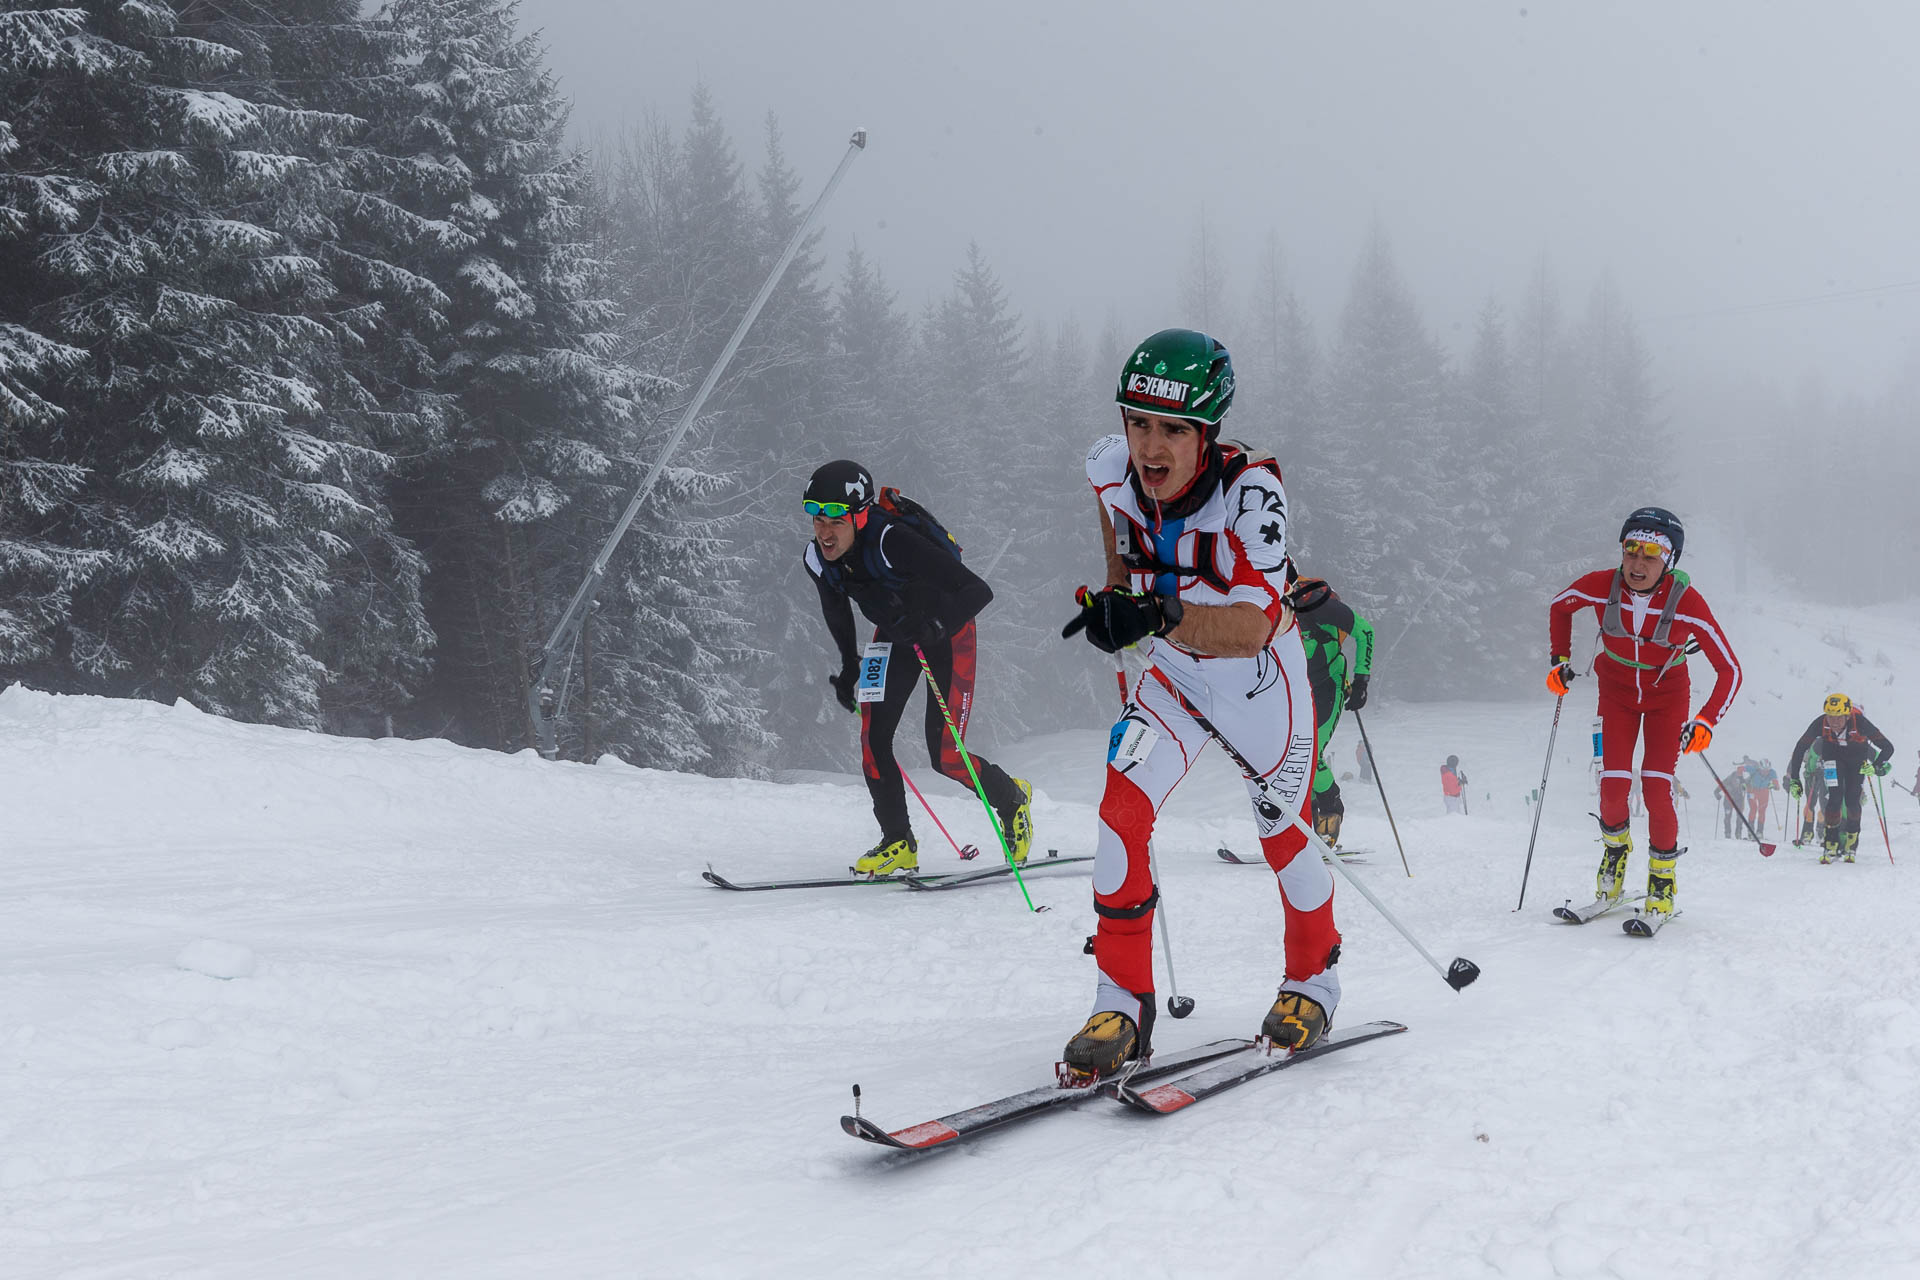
[[1141, 463, 1171, 487]]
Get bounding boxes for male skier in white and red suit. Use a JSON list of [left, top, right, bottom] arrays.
[[1058, 328, 1338, 1080]]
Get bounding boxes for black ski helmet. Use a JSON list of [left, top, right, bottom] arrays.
[[804, 460, 875, 514], [1446, 754, 1459, 769], [1619, 506, 1684, 564]]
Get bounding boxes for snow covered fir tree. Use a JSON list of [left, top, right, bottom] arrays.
[[8, 1, 1902, 766]]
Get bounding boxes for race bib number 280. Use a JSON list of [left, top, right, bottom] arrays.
[[857, 641, 892, 703]]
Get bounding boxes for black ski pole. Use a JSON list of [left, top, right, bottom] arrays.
[[1696, 751, 1778, 857], [1351, 710, 1412, 878], [1515, 694, 1565, 911]]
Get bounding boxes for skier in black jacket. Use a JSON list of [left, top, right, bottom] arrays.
[[802, 460, 1031, 876], [1786, 692, 1894, 864]]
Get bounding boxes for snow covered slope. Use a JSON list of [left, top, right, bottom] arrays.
[[6, 567, 1920, 1278]]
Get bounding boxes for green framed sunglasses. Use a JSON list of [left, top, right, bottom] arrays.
[[804, 500, 854, 518]]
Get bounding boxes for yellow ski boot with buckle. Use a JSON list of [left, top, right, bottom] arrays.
[[998, 779, 1034, 865], [1645, 848, 1679, 915], [1596, 819, 1632, 901], [853, 834, 918, 877]]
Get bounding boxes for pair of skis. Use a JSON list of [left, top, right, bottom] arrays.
[[1552, 893, 1681, 937], [701, 850, 1092, 893], [841, 1020, 1408, 1152], [1216, 845, 1371, 866]]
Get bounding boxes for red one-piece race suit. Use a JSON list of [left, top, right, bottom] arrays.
[[1549, 569, 1741, 849]]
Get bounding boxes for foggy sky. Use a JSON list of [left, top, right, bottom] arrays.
[[522, 0, 1920, 410]]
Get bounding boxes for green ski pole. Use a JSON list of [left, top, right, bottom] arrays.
[[911, 644, 1040, 912]]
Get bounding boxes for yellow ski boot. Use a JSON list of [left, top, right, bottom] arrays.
[[1262, 992, 1331, 1052], [1314, 810, 1344, 850], [853, 834, 918, 877], [998, 778, 1034, 865], [1645, 848, 1679, 915], [1596, 820, 1632, 901], [1059, 1008, 1145, 1084]]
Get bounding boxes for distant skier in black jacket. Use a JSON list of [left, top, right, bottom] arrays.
[[802, 460, 1031, 876], [1786, 692, 1893, 864]]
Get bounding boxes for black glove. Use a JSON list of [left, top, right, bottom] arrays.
[[1060, 586, 1179, 654], [1345, 674, 1370, 711], [883, 612, 947, 651], [1874, 759, 1892, 777], [827, 667, 858, 715]]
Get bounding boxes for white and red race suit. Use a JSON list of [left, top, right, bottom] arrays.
[[1549, 567, 1741, 849], [1085, 434, 1339, 1035]]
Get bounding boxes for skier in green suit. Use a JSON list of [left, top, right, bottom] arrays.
[[1285, 573, 1375, 848]]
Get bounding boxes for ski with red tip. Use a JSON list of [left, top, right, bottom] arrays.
[[1110, 1020, 1408, 1115], [840, 1038, 1250, 1152], [1218, 845, 1369, 865]]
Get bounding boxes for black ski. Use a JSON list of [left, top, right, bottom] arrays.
[[1112, 1020, 1408, 1114], [902, 851, 1092, 891], [701, 865, 968, 892], [840, 1038, 1251, 1152], [1553, 893, 1646, 925], [1623, 907, 1680, 938]]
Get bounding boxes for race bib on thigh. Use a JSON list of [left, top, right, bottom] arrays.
[[857, 641, 891, 703], [1107, 714, 1159, 773]]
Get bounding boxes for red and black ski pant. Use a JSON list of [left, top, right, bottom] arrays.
[[860, 621, 1022, 841]]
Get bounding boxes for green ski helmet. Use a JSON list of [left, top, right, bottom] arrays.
[[1115, 328, 1236, 433]]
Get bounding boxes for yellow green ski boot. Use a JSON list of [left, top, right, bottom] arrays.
[[998, 778, 1034, 865], [1646, 848, 1679, 915], [1596, 820, 1632, 901], [853, 834, 918, 877], [1843, 830, 1859, 864]]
